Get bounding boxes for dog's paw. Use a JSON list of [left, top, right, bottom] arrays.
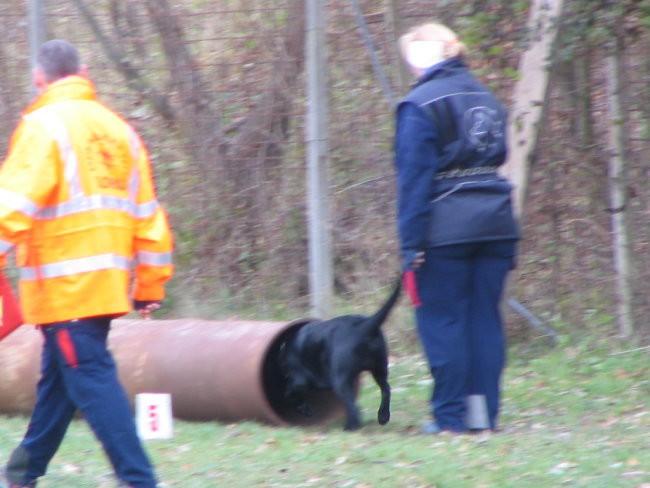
[[378, 408, 390, 425], [343, 419, 361, 431]]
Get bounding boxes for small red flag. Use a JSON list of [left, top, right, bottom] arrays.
[[403, 270, 422, 307], [0, 271, 24, 341]]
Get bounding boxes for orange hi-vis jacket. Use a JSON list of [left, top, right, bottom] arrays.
[[0, 75, 174, 325]]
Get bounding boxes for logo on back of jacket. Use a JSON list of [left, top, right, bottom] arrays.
[[85, 132, 130, 192], [463, 106, 504, 153]]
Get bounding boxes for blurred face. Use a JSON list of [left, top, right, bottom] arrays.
[[399, 23, 463, 77], [405, 40, 446, 70]]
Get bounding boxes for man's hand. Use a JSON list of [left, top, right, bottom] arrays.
[[134, 300, 162, 320]]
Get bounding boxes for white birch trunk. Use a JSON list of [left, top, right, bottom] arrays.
[[500, 0, 565, 219]]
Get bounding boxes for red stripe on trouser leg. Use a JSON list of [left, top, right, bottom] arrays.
[[56, 329, 79, 368]]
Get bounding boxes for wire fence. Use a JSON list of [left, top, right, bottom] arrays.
[[1, 1, 649, 339]]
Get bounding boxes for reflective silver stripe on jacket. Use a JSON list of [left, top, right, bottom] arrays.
[[129, 126, 141, 162], [38, 194, 158, 220], [136, 250, 173, 266], [20, 253, 132, 280], [0, 189, 41, 217], [0, 238, 13, 254], [129, 165, 141, 207], [27, 107, 83, 198], [17, 249, 172, 282], [133, 200, 158, 219]]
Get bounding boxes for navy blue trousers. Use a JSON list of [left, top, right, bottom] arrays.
[[7, 318, 157, 487], [413, 240, 516, 432]]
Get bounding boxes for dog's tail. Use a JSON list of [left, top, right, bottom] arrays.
[[362, 276, 402, 333]]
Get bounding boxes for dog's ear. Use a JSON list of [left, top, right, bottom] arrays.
[[278, 341, 288, 362]]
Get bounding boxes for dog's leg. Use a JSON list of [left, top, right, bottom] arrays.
[[371, 366, 391, 425], [332, 376, 361, 431]]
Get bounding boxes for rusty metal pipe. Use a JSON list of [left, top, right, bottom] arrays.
[[0, 319, 345, 427]]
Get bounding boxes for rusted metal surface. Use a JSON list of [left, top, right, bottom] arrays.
[[0, 325, 42, 414], [0, 318, 346, 427]]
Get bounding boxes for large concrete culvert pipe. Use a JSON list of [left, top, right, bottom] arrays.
[[0, 318, 347, 427]]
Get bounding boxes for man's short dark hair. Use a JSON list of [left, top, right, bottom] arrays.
[[36, 39, 80, 82]]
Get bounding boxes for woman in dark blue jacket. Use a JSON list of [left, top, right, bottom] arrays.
[[395, 23, 520, 433]]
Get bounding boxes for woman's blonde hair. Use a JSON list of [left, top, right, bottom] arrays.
[[399, 22, 467, 68]]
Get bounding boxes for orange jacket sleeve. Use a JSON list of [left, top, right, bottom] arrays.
[[130, 134, 174, 302]]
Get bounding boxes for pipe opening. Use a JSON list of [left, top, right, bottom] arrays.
[[261, 319, 346, 427]]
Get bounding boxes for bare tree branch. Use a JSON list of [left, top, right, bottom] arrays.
[[72, 0, 176, 122]]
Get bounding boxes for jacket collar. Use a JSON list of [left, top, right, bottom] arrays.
[[412, 57, 467, 89], [24, 75, 97, 115]]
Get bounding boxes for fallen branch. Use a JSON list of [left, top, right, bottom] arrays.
[[608, 345, 650, 356]]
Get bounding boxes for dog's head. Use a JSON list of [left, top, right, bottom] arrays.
[[277, 338, 311, 394]]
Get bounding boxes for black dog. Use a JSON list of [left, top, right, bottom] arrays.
[[278, 279, 401, 431]]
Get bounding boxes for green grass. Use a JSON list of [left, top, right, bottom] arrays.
[[1, 338, 648, 488]]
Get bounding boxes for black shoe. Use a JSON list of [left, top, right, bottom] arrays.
[[1, 468, 36, 488]]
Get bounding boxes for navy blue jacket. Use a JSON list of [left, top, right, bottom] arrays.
[[395, 57, 520, 251]]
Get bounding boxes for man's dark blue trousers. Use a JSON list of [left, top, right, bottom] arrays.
[[6, 317, 156, 487]]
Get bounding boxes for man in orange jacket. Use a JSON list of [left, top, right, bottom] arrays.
[[0, 40, 173, 488]]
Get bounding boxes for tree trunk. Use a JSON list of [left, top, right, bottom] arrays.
[[500, 0, 565, 220], [605, 36, 634, 338], [385, 0, 409, 93], [574, 52, 594, 148]]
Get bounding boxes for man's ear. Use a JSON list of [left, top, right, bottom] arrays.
[[33, 68, 47, 91]]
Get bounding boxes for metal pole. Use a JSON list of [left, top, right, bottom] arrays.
[[305, 0, 333, 318], [29, 0, 46, 95]]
